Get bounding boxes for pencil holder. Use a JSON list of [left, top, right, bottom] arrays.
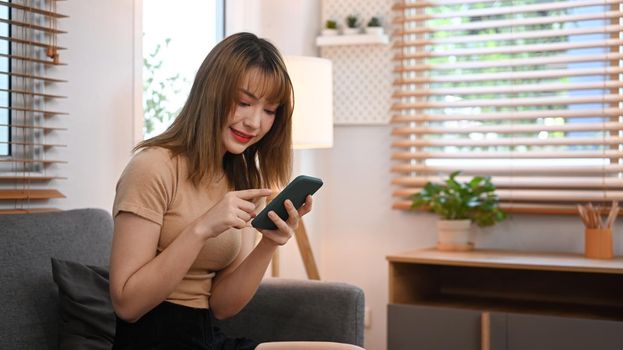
[[584, 228, 613, 259]]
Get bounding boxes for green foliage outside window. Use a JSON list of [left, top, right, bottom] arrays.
[[419, 0, 608, 154], [143, 38, 187, 137]]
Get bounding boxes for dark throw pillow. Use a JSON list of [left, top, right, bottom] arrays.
[[51, 258, 115, 350]]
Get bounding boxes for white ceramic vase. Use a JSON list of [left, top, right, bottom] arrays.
[[436, 219, 473, 251], [365, 27, 384, 35], [342, 27, 360, 35], [321, 29, 339, 36]]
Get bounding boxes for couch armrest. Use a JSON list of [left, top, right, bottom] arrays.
[[214, 278, 365, 347]]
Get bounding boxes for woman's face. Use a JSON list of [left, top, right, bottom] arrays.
[[222, 69, 279, 155]]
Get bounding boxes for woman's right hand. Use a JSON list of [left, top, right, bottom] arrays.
[[193, 189, 272, 239]]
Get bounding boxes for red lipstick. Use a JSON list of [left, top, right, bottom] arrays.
[[230, 128, 253, 143]]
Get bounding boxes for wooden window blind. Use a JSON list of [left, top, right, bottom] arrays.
[[391, 0, 623, 214], [0, 0, 67, 214]]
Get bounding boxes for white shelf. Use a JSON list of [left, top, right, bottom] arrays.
[[316, 34, 389, 47]]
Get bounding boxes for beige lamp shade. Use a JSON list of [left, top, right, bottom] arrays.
[[285, 56, 334, 149]]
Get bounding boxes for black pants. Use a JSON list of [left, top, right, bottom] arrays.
[[112, 301, 259, 350]]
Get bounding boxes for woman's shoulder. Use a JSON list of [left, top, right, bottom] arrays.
[[132, 146, 176, 163], [114, 146, 180, 223], [121, 146, 181, 180]]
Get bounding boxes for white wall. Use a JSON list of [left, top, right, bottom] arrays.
[[226, 0, 320, 56], [51, 0, 136, 212]]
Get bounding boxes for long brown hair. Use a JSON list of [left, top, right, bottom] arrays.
[[136, 32, 293, 190]]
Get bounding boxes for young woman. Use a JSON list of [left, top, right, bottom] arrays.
[[109, 33, 363, 350]]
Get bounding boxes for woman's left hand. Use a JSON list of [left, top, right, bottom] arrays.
[[259, 195, 313, 246]]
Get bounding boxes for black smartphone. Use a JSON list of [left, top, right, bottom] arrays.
[[251, 175, 323, 230]]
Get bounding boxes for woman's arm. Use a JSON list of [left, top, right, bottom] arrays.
[[109, 189, 272, 322], [209, 196, 313, 320], [109, 212, 206, 322], [209, 232, 278, 320]]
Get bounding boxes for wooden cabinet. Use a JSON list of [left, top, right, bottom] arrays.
[[387, 249, 623, 350]]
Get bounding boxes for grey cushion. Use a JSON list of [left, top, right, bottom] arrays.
[[51, 258, 115, 349], [0, 209, 113, 350]]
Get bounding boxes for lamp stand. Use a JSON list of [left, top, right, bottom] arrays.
[[271, 248, 280, 277], [294, 219, 320, 279], [271, 218, 320, 280]]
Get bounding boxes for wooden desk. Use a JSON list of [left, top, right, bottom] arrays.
[[387, 249, 623, 350]]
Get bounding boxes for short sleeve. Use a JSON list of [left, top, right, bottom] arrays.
[[112, 148, 176, 225]]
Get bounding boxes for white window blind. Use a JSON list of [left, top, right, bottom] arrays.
[[0, 0, 67, 214], [391, 0, 623, 214]]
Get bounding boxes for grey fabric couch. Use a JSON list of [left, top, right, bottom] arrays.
[[0, 208, 365, 349]]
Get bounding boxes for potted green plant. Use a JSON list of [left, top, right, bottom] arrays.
[[411, 171, 506, 251], [365, 16, 384, 35], [321, 19, 339, 36], [343, 14, 360, 35]]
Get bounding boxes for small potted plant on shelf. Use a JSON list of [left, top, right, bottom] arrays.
[[321, 19, 339, 36], [365, 16, 384, 35], [343, 14, 360, 35], [411, 171, 506, 251]]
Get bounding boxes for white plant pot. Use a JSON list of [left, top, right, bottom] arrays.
[[321, 29, 339, 36], [436, 219, 473, 251], [365, 27, 384, 35], [342, 27, 360, 35]]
